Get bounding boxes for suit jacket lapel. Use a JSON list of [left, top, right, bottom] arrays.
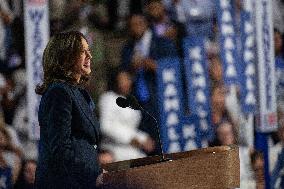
[[70, 88, 96, 128]]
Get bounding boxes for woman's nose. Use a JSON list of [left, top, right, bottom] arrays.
[[86, 50, 92, 59]]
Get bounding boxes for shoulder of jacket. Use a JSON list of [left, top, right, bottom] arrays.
[[45, 82, 74, 96]]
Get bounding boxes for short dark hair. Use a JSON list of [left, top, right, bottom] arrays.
[[274, 28, 282, 35], [107, 67, 132, 93], [35, 31, 88, 95]]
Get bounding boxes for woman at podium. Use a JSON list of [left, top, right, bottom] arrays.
[[34, 31, 103, 189]]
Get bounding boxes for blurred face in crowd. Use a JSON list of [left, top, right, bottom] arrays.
[[24, 161, 37, 184], [235, 0, 243, 12], [74, 38, 92, 81], [129, 15, 148, 39], [211, 85, 226, 112], [0, 130, 8, 149], [147, 1, 165, 22], [216, 122, 235, 145], [117, 72, 133, 96], [251, 152, 265, 175], [209, 56, 223, 82], [277, 111, 284, 142], [274, 31, 283, 56]]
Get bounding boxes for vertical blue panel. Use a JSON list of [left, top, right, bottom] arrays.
[[181, 114, 202, 151], [239, 10, 257, 113], [157, 57, 184, 153], [216, 0, 240, 85], [183, 36, 213, 145]]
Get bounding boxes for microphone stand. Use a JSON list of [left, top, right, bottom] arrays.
[[128, 99, 170, 162], [140, 108, 170, 162]]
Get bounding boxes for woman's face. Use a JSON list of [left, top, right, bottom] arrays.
[[75, 38, 92, 77]]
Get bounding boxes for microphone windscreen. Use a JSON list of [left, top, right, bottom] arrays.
[[116, 97, 129, 108]]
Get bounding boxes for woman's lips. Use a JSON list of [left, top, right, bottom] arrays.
[[83, 61, 90, 68]]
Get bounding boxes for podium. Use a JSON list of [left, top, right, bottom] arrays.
[[102, 145, 240, 189]]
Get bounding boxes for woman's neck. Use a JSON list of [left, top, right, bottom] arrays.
[[74, 74, 81, 83]]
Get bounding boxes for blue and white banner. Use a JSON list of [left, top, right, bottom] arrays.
[[183, 36, 213, 146], [24, 0, 49, 139], [216, 0, 240, 85], [255, 0, 277, 132], [181, 114, 202, 151], [239, 2, 257, 113], [157, 57, 184, 153]]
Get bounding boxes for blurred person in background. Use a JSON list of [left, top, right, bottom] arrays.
[[106, 0, 145, 32], [11, 68, 37, 160], [61, 0, 86, 30], [0, 72, 23, 158], [210, 82, 234, 129], [209, 54, 252, 147], [0, 125, 22, 184], [271, 146, 284, 188], [49, 0, 67, 35], [99, 69, 155, 161], [162, 0, 215, 38], [274, 29, 284, 106], [0, 0, 14, 72], [208, 55, 223, 86], [14, 159, 37, 189], [106, 0, 130, 32], [146, 0, 177, 40], [211, 121, 256, 189], [146, 0, 187, 106], [270, 103, 284, 188], [146, 0, 186, 58], [0, 72, 25, 126], [251, 151, 265, 189], [270, 103, 284, 173], [6, 0, 24, 71], [121, 14, 177, 156], [0, 152, 12, 189], [0, 72, 6, 125], [62, 0, 108, 31], [273, 0, 284, 34]]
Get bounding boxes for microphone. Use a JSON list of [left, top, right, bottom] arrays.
[[116, 95, 169, 162], [116, 96, 141, 110], [116, 97, 129, 108]]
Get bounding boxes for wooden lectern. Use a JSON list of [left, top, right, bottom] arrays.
[[102, 145, 240, 189]]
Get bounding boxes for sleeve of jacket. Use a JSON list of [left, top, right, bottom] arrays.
[[46, 86, 74, 164]]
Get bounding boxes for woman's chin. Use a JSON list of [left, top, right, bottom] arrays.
[[82, 68, 91, 75]]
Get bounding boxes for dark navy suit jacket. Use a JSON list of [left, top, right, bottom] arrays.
[[35, 82, 101, 189]]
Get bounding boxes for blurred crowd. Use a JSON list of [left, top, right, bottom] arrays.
[[0, 0, 284, 188]]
